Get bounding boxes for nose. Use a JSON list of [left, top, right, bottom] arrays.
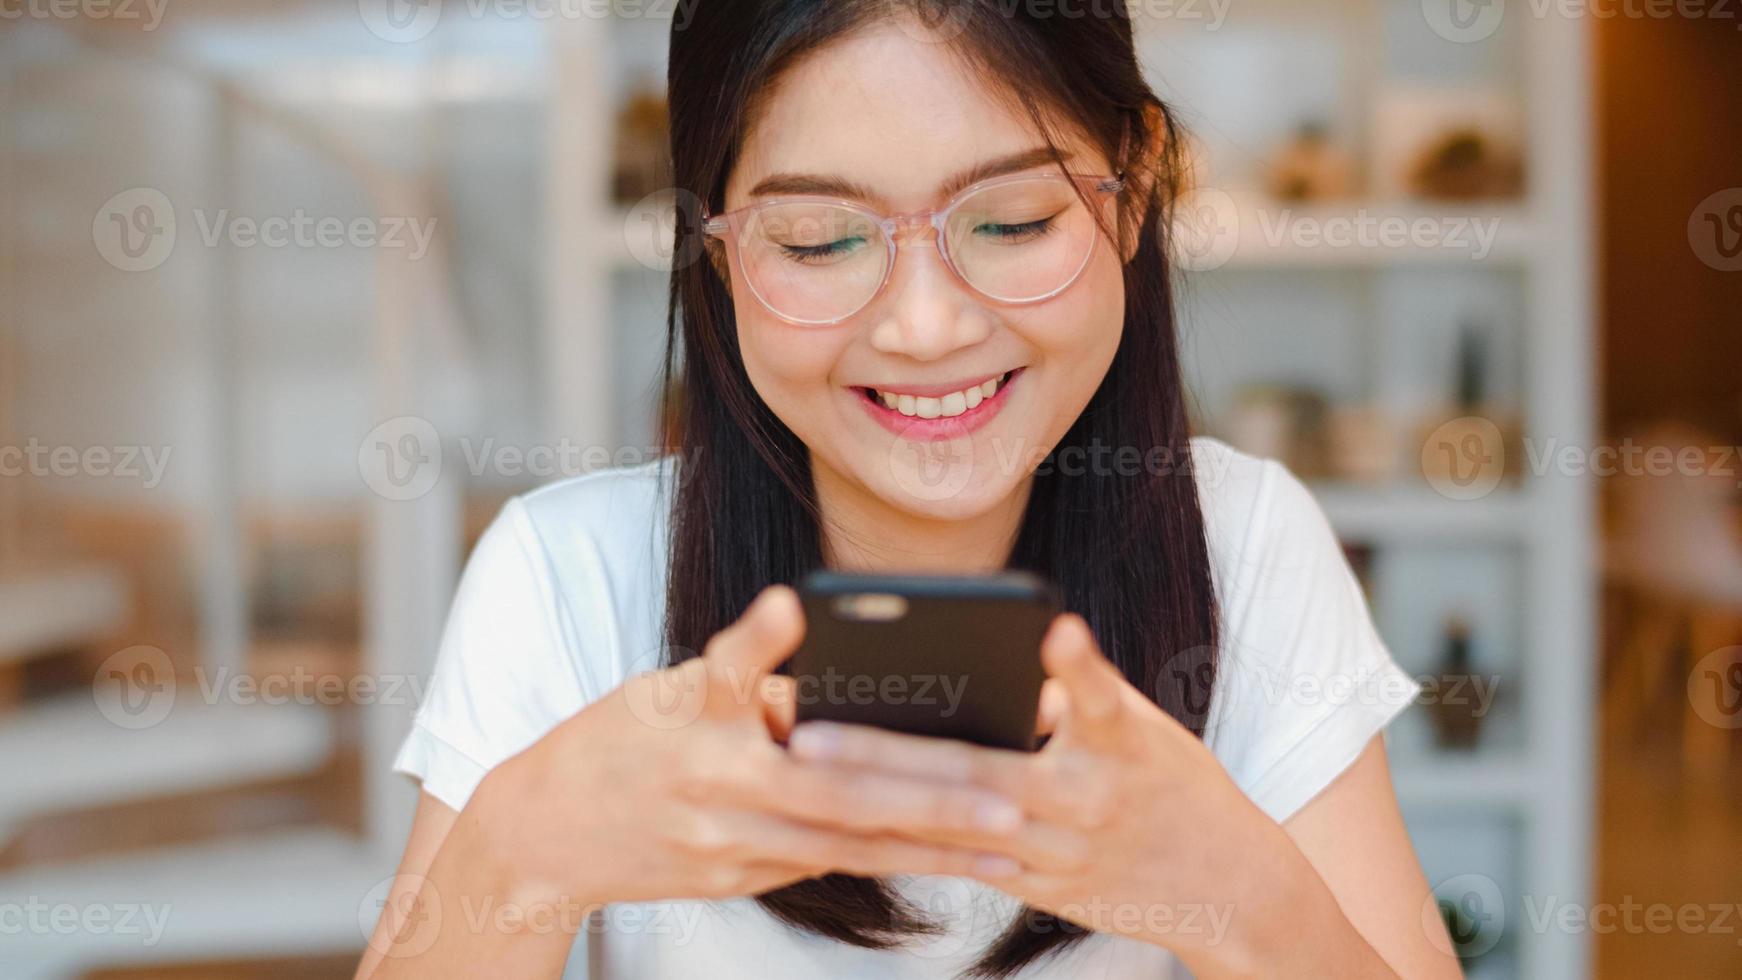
[[867, 230, 993, 361]]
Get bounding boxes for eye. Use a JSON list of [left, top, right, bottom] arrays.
[[974, 215, 1057, 242], [778, 236, 869, 263]]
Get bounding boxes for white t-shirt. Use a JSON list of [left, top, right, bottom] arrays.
[[392, 437, 1421, 978]]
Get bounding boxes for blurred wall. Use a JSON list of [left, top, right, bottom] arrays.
[[1597, 16, 1742, 441]]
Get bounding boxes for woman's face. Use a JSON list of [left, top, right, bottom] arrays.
[[721, 21, 1127, 524]]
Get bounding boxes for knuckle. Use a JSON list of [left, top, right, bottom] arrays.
[[703, 864, 747, 895], [1052, 833, 1093, 871], [928, 845, 976, 877], [682, 814, 734, 856]]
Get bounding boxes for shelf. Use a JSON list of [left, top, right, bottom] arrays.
[[0, 565, 129, 665], [0, 827, 393, 976], [1311, 484, 1531, 543], [0, 694, 334, 836]]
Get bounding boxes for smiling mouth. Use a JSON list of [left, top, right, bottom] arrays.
[[856, 370, 1017, 420]]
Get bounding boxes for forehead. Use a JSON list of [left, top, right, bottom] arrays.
[[726, 22, 1100, 210]]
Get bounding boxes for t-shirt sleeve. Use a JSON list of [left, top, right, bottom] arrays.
[[392, 496, 594, 813], [1204, 459, 1423, 824]]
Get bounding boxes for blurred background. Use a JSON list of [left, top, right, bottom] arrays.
[[0, 1, 1737, 977]]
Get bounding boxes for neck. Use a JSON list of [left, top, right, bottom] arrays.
[[811, 457, 1031, 574]]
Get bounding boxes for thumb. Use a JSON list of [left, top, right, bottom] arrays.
[[704, 584, 806, 681], [1040, 613, 1127, 744]]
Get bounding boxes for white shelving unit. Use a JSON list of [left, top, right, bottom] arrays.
[[548, 6, 1596, 979], [1142, 6, 1596, 979]]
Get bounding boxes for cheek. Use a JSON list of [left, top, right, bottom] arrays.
[[1011, 246, 1126, 409], [735, 302, 849, 426]]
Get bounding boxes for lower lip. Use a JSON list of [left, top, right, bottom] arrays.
[[854, 369, 1022, 440]]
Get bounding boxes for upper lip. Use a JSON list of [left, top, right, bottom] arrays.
[[854, 370, 1014, 398]]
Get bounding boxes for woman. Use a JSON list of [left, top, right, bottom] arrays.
[[360, 2, 1460, 977]]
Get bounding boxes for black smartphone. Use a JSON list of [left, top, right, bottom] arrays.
[[787, 570, 1062, 751]]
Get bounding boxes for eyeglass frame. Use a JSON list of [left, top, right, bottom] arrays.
[[699, 170, 1126, 326]]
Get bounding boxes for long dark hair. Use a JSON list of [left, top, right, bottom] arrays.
[[661, 1, 1219, 975]]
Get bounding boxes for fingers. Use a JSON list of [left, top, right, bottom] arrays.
[[788, 722, 1029, 799], [703, 810, 1018, 882], [701, 585, 805, 706], [716, 747, 1025, 840], [1040, 614, 1127, 743]]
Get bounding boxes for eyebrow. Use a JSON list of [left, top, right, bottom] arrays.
[[747, 147, 1073, 205]]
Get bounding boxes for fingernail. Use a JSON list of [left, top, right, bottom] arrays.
[[790, 723, 839, 760], [973, 854, 1021, 877], [974, 799, 1023, 833]]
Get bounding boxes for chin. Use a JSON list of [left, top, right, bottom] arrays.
[[860, 443, 1031, 523]]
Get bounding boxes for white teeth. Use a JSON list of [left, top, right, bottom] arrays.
[[874, 373, 1008, 420]]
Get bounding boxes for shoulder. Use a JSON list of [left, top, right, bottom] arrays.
[[1185, 435, 1313, 592], [1186, 437, 1420, 822], [512, 454, 675, 553], [461, 456, 674, 702]]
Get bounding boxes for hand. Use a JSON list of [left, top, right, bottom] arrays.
[[784, 613, 1288, 963], [465, 586, 1029, 913]]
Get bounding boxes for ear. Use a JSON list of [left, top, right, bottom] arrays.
[[702, 235, 733, 295], [1116, 102, 1173, 265]]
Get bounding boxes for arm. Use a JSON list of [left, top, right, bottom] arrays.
[[1267, 736, 1462, 978], [356, 587, 1033, 979], [354, 789, 582, 979]]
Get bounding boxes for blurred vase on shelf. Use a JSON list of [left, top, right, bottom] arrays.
[[1266, 121, 1356, 202], [1417, 319, 1523, 496], [1408, 127, 1525, 202], [612, 81, 672, 205], [1326, 404, 1400, 485], [1371, 86, 1524, 202], [1428, 614, 1488, 750], [1224, 384, 1331, 480]]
